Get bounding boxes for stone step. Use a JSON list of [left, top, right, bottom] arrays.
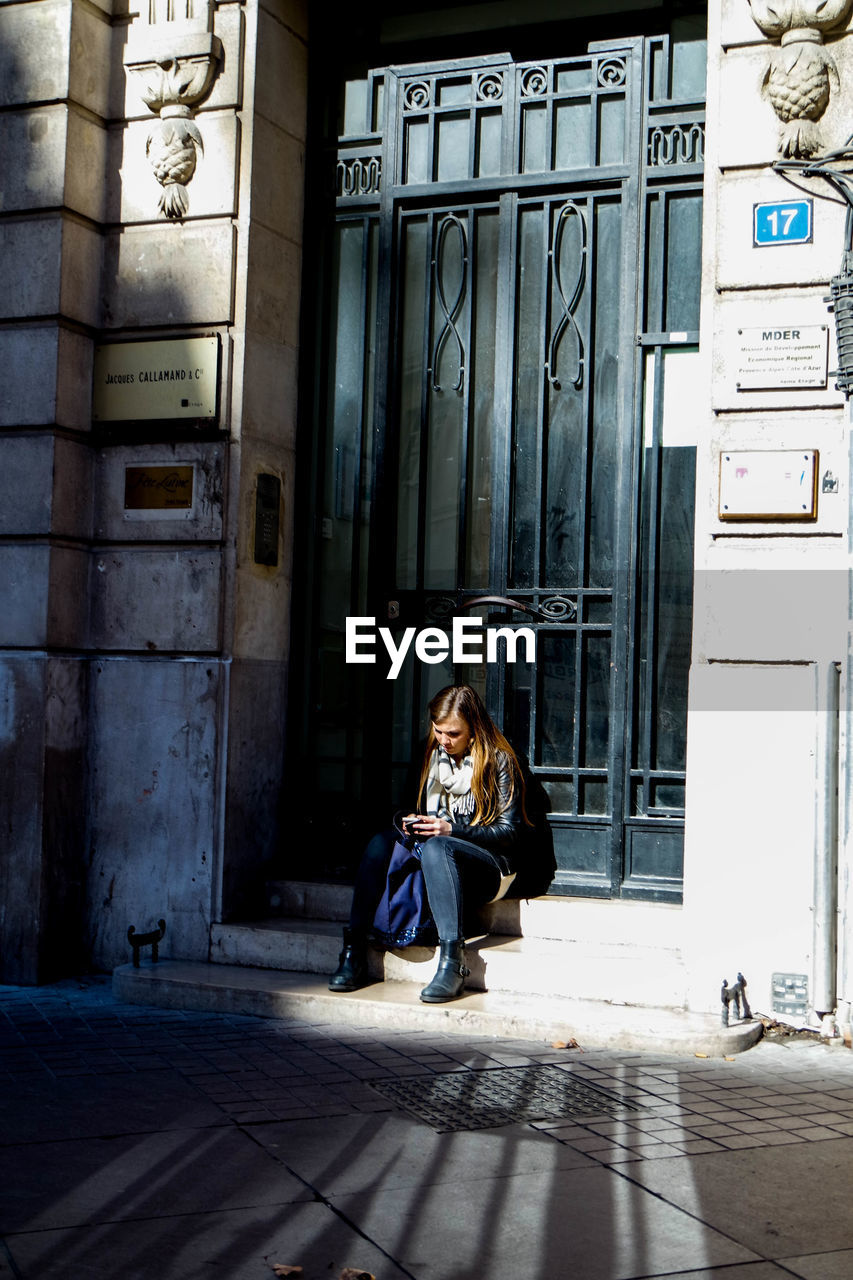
[[113, 960, 762, 1057], [210, 918, 688, 1007], [265, 880, 685, 947]]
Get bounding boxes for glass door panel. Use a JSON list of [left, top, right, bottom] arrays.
[[395, 206, 501, 595], [626, 344, 698, 895], [396, 217, 429, 590]]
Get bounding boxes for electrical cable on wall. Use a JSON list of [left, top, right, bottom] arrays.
[[776, 146, 853, 396]]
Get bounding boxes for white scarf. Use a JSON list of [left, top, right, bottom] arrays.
[[424, 746, 475, 819]]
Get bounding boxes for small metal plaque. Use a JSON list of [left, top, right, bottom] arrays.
[[771, 972, 808, 1018], [753, 199, 812, 247], [719, 449, 818, 521], [124, 465, 195, 514], [93, 336, 219, 422], [254, 473, 280, 566], [734, 324, 828, 391]]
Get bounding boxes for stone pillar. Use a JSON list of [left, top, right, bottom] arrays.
[[0, 0, 108, 982], [86, 0, 241, 970], [0, 0, 308, 980], [682, 0, 850, 1020], [84, 0, 307, 966], [220, 0, 307, 920]]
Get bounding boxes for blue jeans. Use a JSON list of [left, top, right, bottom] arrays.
[[349, 828, 505, 941]]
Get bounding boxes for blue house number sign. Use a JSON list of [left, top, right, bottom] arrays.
[[753, 199, 813, 246]]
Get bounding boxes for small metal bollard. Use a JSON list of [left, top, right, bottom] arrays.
[[721, 972, 752, 1027], [127, 919, 166, 967]]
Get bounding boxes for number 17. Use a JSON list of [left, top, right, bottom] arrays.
[[766, 208, 799, 237]]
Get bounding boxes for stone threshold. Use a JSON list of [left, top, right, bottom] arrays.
[[113, 960, 763, 1057], [210, 917, 688, 1006]]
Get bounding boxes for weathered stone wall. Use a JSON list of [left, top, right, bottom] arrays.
[[0, 0, 106, 981], [0, 0, 307, 980]]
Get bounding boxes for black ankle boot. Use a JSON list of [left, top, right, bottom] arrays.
[[328, 928, 369, 992], [420, 940, 469, 1003]]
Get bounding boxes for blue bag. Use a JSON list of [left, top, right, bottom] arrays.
[[370, 822, 438, 948]]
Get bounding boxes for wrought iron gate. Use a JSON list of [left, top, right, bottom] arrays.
[[296, 32, 705, 901]]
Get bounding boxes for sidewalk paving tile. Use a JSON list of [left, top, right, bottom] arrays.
[[778, 1249, 853, 1279], [668, 1138, 725, 1154], [0, 1070, 225, 1145], [330, 1162, 759, 1280], [0, 1127, 313, 1235], [260, 1109, 601, 1194], [5, 1200, 412, 1280], [629, 1137, 853, 1258], [5, 977, 853, 1279]]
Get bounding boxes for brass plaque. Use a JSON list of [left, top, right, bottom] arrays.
[[124, 465, 195, 512], [93, 336, 219, 422]]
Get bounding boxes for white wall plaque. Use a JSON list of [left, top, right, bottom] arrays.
[[719, 450, 818, 521], [734, 324, 828, 391], [93, 336, 219, 422]]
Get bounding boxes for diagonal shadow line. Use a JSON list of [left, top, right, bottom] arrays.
[[0, 1235, 23, 1279], [241, 1121, 421, 1280], [0, 1121, 314, 1278]]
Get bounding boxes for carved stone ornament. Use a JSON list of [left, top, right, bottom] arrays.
[[125, 31, 223, 218], [748, 0, 853, 157]]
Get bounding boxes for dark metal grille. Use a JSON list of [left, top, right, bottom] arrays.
[[367, 1064, 643, 1132], [294, 30, 705, 899]]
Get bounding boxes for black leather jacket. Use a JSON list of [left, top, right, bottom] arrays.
[[445, 752, 526, 866]]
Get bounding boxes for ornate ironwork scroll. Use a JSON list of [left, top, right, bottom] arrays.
[[538, 595, 578, 620], [545, 201, 587, 390], [477, 72, 504, 101], [521, 66, 549, 97], [648, 122, 705, 166], [431, 215, 468, 393], [424, 594, 579, 622], [427, 594, 578, 622], [425, 595, 458, 623], [337, 156, 382, 197], [404, 80, 432, 110], [597, 56, 627, 87]]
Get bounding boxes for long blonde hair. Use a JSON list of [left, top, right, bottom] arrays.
[[417, 685, 527, 827]]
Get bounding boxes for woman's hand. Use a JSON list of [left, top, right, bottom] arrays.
[[403, 814, 452, 839]]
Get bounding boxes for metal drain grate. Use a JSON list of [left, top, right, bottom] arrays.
[[367, 1064, 643, 1132]]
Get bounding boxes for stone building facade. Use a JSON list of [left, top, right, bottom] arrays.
[[1, 0, 306, 982], [3, 0, 853, 1036]]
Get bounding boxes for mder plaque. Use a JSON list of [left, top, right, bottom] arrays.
[[734, 324, 828, 391], [93, 336, 219, 422]]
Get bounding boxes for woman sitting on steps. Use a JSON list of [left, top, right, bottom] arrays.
[[328, 683, 530, 1004]]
